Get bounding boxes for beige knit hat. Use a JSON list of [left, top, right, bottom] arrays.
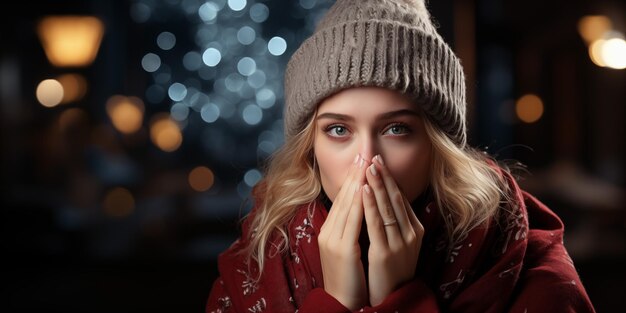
[[283, 0, 467, 147]]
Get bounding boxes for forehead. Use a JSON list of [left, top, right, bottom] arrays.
[[317, 87, 416, 114]]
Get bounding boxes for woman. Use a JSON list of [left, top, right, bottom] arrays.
[[206, 0, 596, 312]]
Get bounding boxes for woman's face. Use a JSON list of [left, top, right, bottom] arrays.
[[314, 86, 432, 203]]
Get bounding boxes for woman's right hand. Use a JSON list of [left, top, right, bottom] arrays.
[[318, 154, 368, 310]]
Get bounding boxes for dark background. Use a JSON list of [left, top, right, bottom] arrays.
[[1, 0, 625, 312]]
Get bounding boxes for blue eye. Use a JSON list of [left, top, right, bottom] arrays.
[[384, 124, 410, 136], [326, 125, 350, 137]]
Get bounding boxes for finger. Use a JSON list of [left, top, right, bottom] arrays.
[[330, 155, 366, 239], [365, 162, 402, 246], [343, 182, 365, 242], [372, 155, 412, 239], [321, 154, 360, 235], [362, 183, 387, 245]]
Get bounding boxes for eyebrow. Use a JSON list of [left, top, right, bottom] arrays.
[[316, 109, 420, 121]]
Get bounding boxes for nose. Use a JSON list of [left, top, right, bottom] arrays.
[[359, 133, 379, 164]]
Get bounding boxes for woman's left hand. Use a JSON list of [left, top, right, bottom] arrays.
[[363, 155, 425, 306]]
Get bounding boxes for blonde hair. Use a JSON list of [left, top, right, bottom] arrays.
[[244, 111, 515, 275]]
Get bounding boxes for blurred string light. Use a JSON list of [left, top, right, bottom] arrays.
[[131, 0, 333, 193], [578, 15, 626, 70], [106, 95, 145, 134], [37, 15, 105, 67]]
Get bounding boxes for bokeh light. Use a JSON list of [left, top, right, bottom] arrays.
[[142, 53, 161, 72], [37, 15, 105, 67], [36, 79, 64, 108], [578, 15, 613, 44], [515, 94, 544, 123], [150, 113, 183, 152], [202, 47, 222, 67], [600, 38, 626, 69], [157, 31, 176, 50], [268, 36, 287, 56], [56, 73, 87, 104], [103, 187, 135, 217], [106, 95, 145, 134], [188, 166, 215, 192]]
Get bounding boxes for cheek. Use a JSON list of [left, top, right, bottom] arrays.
[[314, 141, 353, 202]]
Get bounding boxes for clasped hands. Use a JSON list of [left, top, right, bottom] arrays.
[[318, 154, 425, 310]]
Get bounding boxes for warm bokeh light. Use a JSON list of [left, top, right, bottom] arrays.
[[589, 37, 626, 69], [106, 95, 145, 134], [37, 16, 105, 67], [600, 38, 626, 69], [58, 108, 89, 132], [589, 39, 608, 67], [56, 73, 87, 103], [150, 113, 183, 152], [188, 166, 215, 192], [36, 79, 64, 107], [516, 94, 544, 123], [103, 187, 135, 217], [578, 15, 612, 44]]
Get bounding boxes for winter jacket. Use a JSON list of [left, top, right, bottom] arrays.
[[206, 164, 596, 313]]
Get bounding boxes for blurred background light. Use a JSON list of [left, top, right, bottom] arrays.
[[189, 166, 215, 192], [182, 51, 203, 71], [157, 31, 176, 50], [249, 3, 269, 23], [150, 113, 183, 152], [237, 57, 256, 76], [200, 102, 220, 123], [36, 79, 64, 107], [106, 95, 145, 134], [515, 94, 544, 123], [228, 0, 247, 12], [202, 47, 222, 67], [578, 15, 613, 44], [243, 168, 261, 187], [37, 15, 104, 67], [242, 103, 262, 125], [56, 73, 87, 104], [103, 187, 135, 217], [237, 26, 256, 45], [142, 53, 162, 72], [600, 38, 626, 69], [168, 82, 188, 101], [267, 36, 287, 56]]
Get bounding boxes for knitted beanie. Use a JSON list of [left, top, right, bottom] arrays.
[[283, 0, 467, 147]]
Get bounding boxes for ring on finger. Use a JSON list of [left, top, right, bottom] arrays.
[[383, 219, 398, 226]]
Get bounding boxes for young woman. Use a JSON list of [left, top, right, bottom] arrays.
[[206, 0, 596, 312]]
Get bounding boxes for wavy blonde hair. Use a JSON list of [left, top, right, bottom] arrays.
[[244, 110, 514, 274]]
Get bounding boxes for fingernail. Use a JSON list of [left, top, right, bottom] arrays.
[[353, 154, 360, 164], [375, 155, 384, 165], [359, 157, 365, 168], [364, 184, 371, 194], [369, 164, 377, 176], [354, 184, 361, 193]]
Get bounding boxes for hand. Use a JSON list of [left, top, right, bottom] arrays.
[[363, 155, 425, 306], [318, 154, 369, 310]]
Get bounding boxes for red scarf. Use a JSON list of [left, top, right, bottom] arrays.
[[206, 165, 596, 312]]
